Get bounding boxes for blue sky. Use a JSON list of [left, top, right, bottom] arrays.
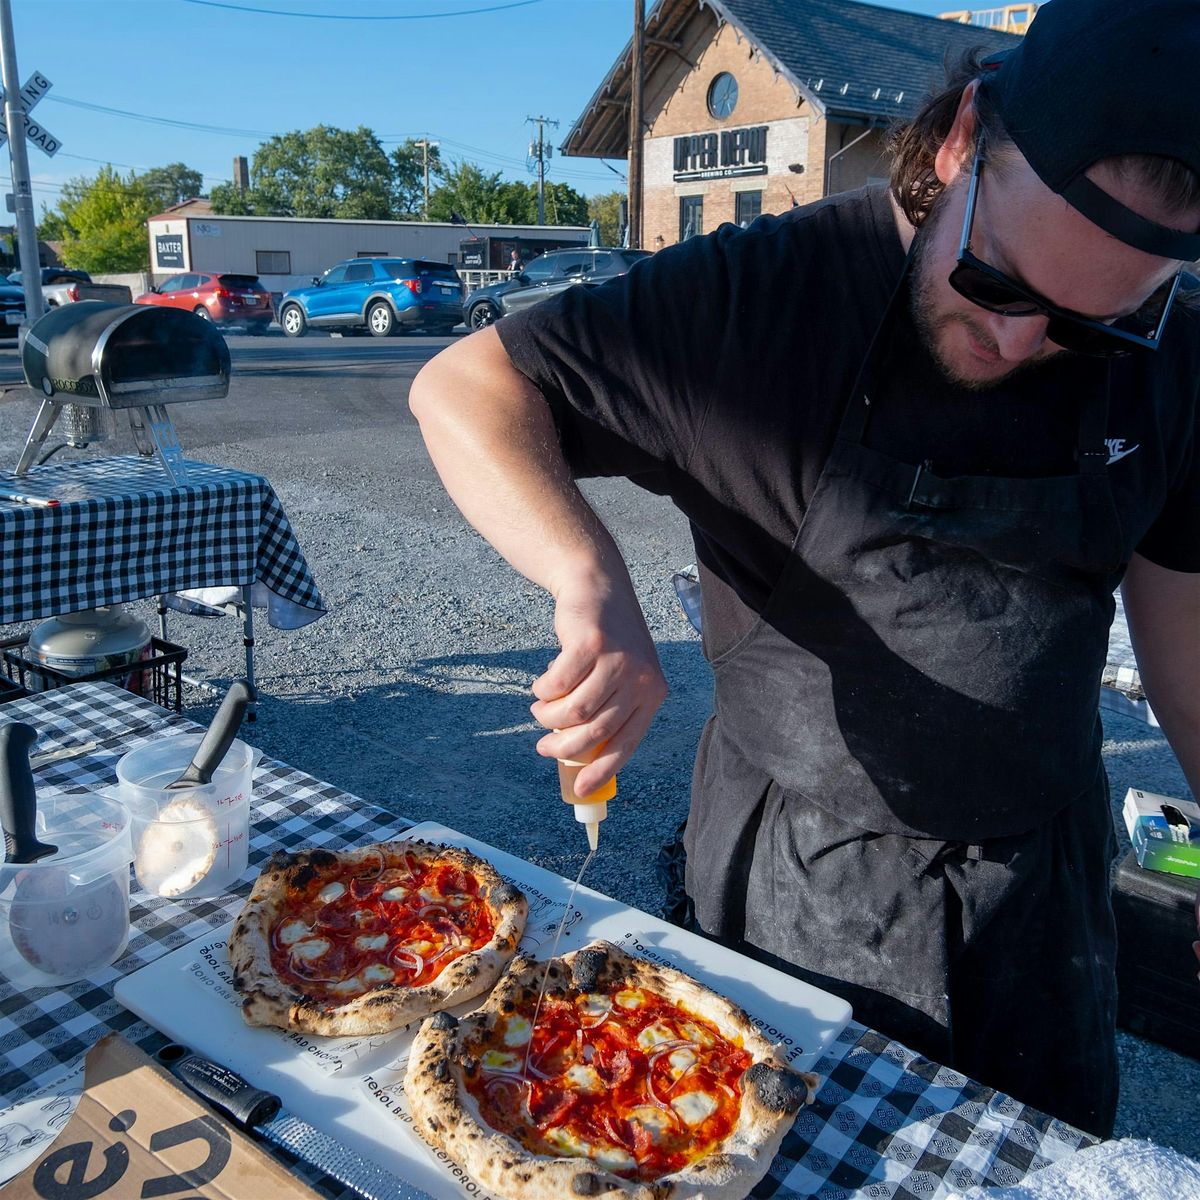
[[15, 0, 971, 217]]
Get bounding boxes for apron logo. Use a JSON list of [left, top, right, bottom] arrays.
[[1105, 438, 1140, 465]]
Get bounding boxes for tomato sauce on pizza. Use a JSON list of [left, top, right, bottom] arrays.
[[268, 850, 495, 1001], [462, 984, 751, 1180]]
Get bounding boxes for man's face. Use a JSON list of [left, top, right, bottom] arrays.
[[909, 149, 1191, 391]]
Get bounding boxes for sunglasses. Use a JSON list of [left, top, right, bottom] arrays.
[[948, 147, 1184, 357]]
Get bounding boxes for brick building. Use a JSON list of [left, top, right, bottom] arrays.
[[562, 0, 1019, 249]]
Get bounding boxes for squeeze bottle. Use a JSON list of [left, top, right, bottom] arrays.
[[557, 744, 616, 851]]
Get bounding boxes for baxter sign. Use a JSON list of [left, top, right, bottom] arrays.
[[155, 233, 185, 269], [673, 126, 768, 181]]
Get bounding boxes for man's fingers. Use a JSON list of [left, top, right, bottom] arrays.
[[531, 677, 620, 735], [531, 643, 596, 702], [569, 707, 652, 796]]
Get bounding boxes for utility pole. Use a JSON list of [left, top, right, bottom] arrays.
[[628, 0, 645, 249], [414, 138, 437, 220], [526, 115, 558, 226], [0, 0, 43, 325]]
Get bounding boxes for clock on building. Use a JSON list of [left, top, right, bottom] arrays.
[[707, 72, 739, 119]]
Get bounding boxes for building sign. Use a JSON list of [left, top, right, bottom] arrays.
[[673, 125, 768, 181], [156, 233, 184, 268]]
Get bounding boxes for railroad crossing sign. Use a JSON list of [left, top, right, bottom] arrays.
[[0, 70, 60, 157]]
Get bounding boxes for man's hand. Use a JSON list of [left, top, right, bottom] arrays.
[[529, 570, 668, 797]]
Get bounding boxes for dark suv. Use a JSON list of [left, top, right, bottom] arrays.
[[463, 248, 651, 330], [279, 257, 464, 338]]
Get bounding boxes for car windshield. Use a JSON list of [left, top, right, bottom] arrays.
[[415, 260, 460, 282], [218, 274, 262, 289]]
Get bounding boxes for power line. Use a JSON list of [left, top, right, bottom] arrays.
[[46, 94, 276, 138], [180, 0, 544, 18]]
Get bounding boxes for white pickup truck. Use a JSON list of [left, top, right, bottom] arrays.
[[9, 268, 131, 307]]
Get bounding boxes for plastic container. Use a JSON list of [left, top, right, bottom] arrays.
[[0, 790, 133, 988], [114, 734, 260, 900]]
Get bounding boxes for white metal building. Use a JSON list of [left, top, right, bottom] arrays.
[[145, 212, 591, 293]]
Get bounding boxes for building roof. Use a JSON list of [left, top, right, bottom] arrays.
[[147, 197, 214, 221], [563, 0, 1020, 158]]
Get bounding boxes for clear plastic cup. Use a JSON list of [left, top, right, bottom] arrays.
[[114, 735, 260, 900], [0, 791, 133, 987]]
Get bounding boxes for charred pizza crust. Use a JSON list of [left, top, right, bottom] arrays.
[[405, 940, 819, 1200], [229, 840, 527, 1036]]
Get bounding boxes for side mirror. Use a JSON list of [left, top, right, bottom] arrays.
[[312, 276, 321, 286]]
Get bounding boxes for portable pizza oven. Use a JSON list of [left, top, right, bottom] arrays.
[[15, 302, 231, 485]]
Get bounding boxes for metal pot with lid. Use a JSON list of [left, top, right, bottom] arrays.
[[26, 605, 151, 692]]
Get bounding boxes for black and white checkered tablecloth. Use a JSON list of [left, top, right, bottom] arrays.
[[0, 683, 1098, 1200], [0, 455, 325, 628]]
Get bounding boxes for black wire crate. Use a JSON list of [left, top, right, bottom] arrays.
[[0, 635, 188, 712]]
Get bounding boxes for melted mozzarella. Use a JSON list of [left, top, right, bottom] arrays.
[[636, 1021, 678, 1050], [418, 886, 442, 904], [317, 881, 346, 903], [545, 1127, 591, 1156], [578, 994, 611, 1017], [276, 919, 311, 946], [671, 1090, 718, 1126], [678, 1020, 717, 1048], [290, 937, 331, 962], [627, 1106, 672, 1142], [482, 1050, 521, 1072], [502, 1016, 532, 1047], [405, 939, 435, 957], [592, 1144, 637, 1171], [327, 974, 367, 997], [354, 932, 389, 952], [668, 1047, 697, 1077], [563, 1064, 603, 1093], [381, 886, 408, 901], [362, 962, 394, 985], [614, 989, 645, 1010]]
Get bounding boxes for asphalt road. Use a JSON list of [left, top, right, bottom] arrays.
[[0, 328, 1195, 1156]]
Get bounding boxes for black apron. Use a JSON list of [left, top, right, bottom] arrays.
[[681, 265, 1121, 1136]]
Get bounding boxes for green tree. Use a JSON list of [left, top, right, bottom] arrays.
[[428, 162, 513, 224], [210, 126, 395, 219], [588, 191, 624, 246], [41, 166, 157, 272], [140, 162, 204, 209], [206, 182, 256, 215]]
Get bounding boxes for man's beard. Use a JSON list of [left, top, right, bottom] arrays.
[[908, 191, 1059, 392]]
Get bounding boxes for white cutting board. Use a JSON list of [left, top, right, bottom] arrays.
[[116, 822, 852, 1200]]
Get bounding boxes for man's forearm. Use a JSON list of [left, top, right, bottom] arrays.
[[409, 327, 628, 599]]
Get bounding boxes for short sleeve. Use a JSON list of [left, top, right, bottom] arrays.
[[1135, 410, 1200, 571], [495, 232, 740, 479]]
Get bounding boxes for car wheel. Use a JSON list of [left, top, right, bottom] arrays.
[[192, 305, 213, 321], [367, 301, 395, 338], [468, 301, 499, 330], [280, 304, 307, 338]]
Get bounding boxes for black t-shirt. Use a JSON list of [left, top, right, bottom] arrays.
[[497, 186, 1200, 648]]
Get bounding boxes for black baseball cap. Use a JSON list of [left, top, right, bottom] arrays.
[[979, 0, 1200, 260]]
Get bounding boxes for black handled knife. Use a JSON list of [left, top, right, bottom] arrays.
[[155, 1043, 437, 1200]]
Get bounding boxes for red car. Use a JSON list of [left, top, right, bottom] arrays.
[[135, 272, 274, 333]]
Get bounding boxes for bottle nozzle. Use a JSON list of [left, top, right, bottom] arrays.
[[573, 801, 606, 850]]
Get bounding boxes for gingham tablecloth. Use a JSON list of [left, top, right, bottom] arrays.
[[0, 683, 1098, 1200], [0, 455, 325, 629]]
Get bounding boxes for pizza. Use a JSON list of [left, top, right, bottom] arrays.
[[228, 840, 527, 1036], [405, 940, 818, 1199]]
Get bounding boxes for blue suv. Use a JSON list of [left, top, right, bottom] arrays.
[[279, 257, 463, 338]]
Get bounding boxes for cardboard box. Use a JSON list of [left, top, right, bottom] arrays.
[[6, 1034, 319, 1200], [1122, 787, 1200, 880]]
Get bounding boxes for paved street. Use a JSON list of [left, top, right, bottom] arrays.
[[0, 327, 1195, 1153]]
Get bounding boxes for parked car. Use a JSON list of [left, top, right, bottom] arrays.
[[134, 272, 274, 333], [463, 247, 651, 330], [278, 257, 463, 338], [8, 267, 93, 287], [0, 280, 27, 338]]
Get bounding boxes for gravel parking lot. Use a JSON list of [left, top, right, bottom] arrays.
[[0, 330, 1194, 1156]]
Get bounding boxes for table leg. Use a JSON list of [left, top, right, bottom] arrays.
[[241, 584, 257, 723]]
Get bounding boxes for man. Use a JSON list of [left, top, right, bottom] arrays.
[[410, 0, 1200, 1137]]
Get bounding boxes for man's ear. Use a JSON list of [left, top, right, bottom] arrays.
[[934, 79, 979, 186]]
